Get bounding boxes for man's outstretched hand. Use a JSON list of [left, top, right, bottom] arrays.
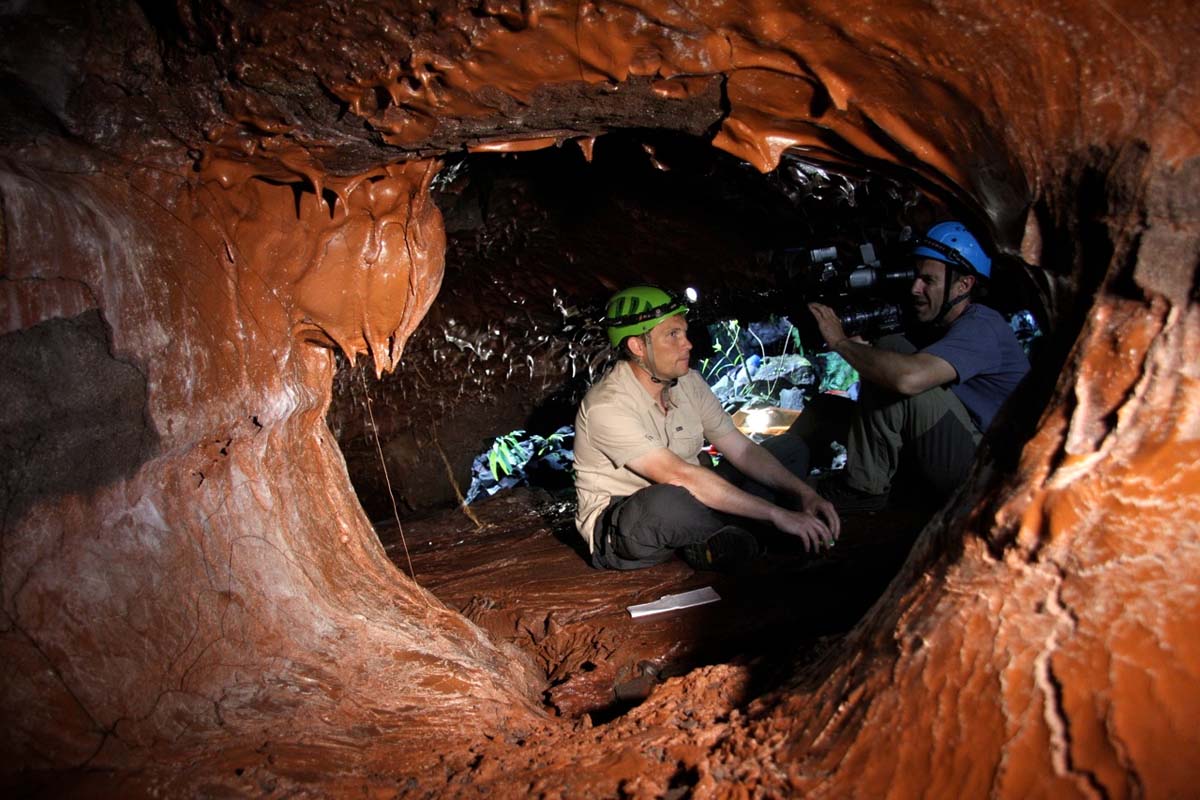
[[801, 491, 841, 539], [770, 507, 836, 552]]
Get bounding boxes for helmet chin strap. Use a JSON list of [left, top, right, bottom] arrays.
[[637, 334, 679, 388], [931, 268, 970, 326]]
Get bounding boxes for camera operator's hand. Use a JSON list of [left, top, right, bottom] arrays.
[[769, 507, 835, 553], [808, 302, 848, 349]]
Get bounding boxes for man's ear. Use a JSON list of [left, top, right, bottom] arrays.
[[958, 273, 976, 295], [625, 335, 646, 359]]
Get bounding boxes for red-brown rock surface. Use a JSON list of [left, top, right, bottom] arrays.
[[1, 1, 1197, 796]]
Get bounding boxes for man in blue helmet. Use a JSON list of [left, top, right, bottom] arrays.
[[807, 221, 1030, 511], [574, 286, 840, 571]]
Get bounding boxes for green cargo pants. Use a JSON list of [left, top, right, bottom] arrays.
[[844, 336, 982, 503]]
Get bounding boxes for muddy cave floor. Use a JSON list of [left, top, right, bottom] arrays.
[[378, 488, 929, 722]]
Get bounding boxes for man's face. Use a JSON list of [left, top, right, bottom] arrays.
[[911, 258, 967, 323], [643, 314, 692, 379]]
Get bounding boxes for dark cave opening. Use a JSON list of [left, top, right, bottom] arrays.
[[321, 131, 1050, 721], [327, 130, 970, 521], [329, 129, 1050, 523]]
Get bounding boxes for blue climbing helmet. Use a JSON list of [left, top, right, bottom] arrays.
[[912, 221, 991, 279]]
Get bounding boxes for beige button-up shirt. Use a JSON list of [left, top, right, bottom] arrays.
[[573, 360, 736, 552]]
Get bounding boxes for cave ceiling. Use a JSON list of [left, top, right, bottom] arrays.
[[10, 0, 1186, 376]]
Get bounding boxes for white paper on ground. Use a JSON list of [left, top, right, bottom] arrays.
[[627, 586, 721, 618]]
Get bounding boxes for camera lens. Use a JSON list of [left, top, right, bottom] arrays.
[[809, 246, 838, 264], [839, 304, 902, 335], [847, 268, 879, 291]]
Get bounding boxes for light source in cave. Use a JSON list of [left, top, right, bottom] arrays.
[[744, 408, 774, 436]]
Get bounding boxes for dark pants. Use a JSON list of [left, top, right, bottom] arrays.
[[591, 434, 811, 570]]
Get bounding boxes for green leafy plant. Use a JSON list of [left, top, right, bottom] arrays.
[[702, 318, 779, 411], [537, 428, 569, 457], [701, 315, 860, 413], [486, 430, 527, 480], [468, 425, 576, 504]]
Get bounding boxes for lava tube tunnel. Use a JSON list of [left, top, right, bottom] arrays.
[[1, 1, 1197, 796]]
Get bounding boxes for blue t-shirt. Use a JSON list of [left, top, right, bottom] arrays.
[[921, 304, 1030, 432]]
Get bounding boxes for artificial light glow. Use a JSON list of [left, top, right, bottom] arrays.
[[745, 408, 771, 434], [685, 287, 698, 303]]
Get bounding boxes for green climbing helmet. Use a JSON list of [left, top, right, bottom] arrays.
[[605, 285, 688, 348]]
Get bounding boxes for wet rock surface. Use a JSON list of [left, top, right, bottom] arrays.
[[1, 0, 1198, 796], [0, 310, 158, 525], [388, 488, 928, 722]]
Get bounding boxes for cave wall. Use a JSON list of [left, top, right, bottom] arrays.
[[0, 135, 545, 772], [1, 0, 1198, 795]]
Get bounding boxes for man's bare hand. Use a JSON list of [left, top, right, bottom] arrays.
[[770, 507, 836, 552], [807, 302, 847, 349], [801, 492, 841, 539]]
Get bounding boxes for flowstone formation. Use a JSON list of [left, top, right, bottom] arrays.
[[1, 1, 1197, 796]]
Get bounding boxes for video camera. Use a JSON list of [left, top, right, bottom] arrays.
[[773, 240, 914, 342]]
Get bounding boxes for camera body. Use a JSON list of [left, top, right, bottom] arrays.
[[775, 241, 914, 342]]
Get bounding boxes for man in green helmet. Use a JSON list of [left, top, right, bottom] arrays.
[[573, 286, 840, 571]]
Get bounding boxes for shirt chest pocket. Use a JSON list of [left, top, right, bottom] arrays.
[[666, 418, 705, 461]]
